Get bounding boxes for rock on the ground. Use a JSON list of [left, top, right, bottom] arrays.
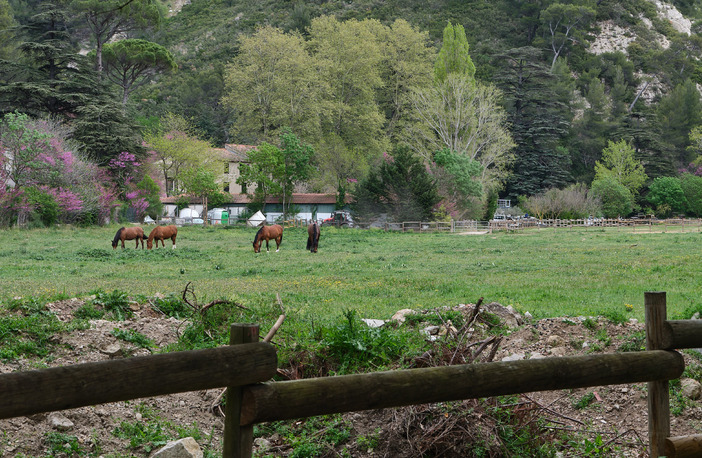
[[48, 413, 74, 431], [681, 378, 702, 400], [151, 437, 203, 458]]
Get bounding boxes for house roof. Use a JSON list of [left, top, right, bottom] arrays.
[[222, 144, 257, 162], [161, 193, 345, 205]]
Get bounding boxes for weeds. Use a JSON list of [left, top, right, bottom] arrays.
[[255, 416, 352, 458], [323, 309, 417, 373], [151, 294, 191, 319], [110, 328, 155, 351], [90, 290, 133, 321], [573, 392, 596, 410], [0, 296, 81, 361], [618, 331, 645, 352], [44, 431, 92, 457]]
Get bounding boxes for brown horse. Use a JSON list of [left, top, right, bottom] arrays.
[[112, 226, 145, 249], [307, 222, 320, 253], [253, 224, 283, 253], [147, 225, 178, 250]]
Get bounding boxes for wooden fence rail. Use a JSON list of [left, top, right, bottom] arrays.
[[0, 293, 700, 457], [240, 351, 683, 425], [0, 343, 277, 420]]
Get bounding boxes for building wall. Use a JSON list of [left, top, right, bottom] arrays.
[[162, 203, 337, 223]]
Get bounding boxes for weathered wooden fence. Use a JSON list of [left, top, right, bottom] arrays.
[[0, 292, 700, 457]]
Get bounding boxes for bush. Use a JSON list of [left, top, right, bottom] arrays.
[[680, 173, 702, 216], [23, 187, 59, 227], [647, 176, 687, 217], [523, 183, 599, 219], [590, 177, 634, 218]]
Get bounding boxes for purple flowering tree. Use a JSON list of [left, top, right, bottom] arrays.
[[0, 112, 118, 226]]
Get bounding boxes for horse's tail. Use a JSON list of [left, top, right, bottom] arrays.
[[307, 233, 312, 250], [112, 227, 124, 247]]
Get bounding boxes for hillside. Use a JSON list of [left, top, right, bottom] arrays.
[[4, 0, 702, 222]]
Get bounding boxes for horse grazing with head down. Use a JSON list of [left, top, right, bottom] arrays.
[[307, 222, 320, 253], [112, 226, 146, 249], [147, 225, 178, 250], [253, 224, 283, 253]]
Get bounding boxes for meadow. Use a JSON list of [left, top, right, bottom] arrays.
[[1, 224, 701, 323]]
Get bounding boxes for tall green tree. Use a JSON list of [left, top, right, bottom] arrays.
[[0, 2, 96, 118], [70, 0, 162, 75], [308, 16, 388, 159], [647, 176, 687, 217], [540, 2, 596, 69], [100, 39, 176, 106], [410, 74, 514, 190], [494, 47, 571, 198], [432, 148, 483, 218], [433, 21, 475, 84], [71, 102, 145, 165], [0, 0, 17, 60], [593, 139, 648, 195], [374, 19, 435, 143], [655, 79, 702, 168], [222, 25, 324, 144]]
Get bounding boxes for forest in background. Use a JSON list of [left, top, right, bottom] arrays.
[[3, 0, 702, 226]]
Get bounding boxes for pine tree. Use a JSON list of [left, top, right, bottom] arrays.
[[494, 47, 571, 199]]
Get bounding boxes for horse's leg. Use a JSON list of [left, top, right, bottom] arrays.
[[265, 239, 270, 252], [121, 239, 125, 249], [171, 235, 176, 249]]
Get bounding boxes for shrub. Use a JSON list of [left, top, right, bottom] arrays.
[[590, 177, 634, 218], [523, 183, 599, 219], [23, 186, 59, 227], [647, 176, 687, 217], [680, 173, 702, 216]]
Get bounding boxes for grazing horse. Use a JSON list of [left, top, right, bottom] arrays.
[[112, 226, 145, 249], [147, 225, 178, 250], [306, 222, 320, 253], [253, 224, 283, 253]]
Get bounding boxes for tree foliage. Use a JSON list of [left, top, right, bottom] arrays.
[[237, 129, 314, 219], [590, 177, 634, 218], [647, 176, 687, 217], [434, 21, 475, 84], [143, 113, 218, 196], [70, 0, 162, 75], [354, 145, 440, 222], [593, 139, 648, 195], [100, 39, 176, 106], [222, 25, 323, 144]]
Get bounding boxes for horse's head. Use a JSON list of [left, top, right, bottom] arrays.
[[147, 238, 153, 249], [112, 240, 118, 249], [253, 239, 260, 253]]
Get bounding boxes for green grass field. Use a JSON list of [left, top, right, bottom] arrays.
[[1, 224, 701, 323]]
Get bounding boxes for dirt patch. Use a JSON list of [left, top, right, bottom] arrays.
[[1, 300, 700, 457]]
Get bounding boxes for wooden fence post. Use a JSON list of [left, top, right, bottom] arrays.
[[646, 292, 670, 458], [223, 324, 259, 458]]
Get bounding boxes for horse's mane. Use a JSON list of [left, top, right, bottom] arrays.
[[147, 227, 158, 241], [254, 226, 265, 241], [112, 227, 124, 245]]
